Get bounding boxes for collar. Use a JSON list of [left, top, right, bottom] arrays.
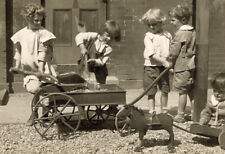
[[146, 31, 171, 39]]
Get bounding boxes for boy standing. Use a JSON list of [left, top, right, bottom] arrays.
[[140, 8, 172, 116], [168, 4, 196, 123]]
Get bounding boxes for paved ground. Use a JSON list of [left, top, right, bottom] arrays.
[[0, 89, 191, 124]]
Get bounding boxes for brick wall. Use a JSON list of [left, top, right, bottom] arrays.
[[6, 0, 225, 90], [208, 0, 225, 78], [0, 0, 6, 86]]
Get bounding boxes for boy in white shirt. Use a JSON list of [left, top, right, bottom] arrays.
[[75, 20, 121, 84], [140, 8, 172, 116]]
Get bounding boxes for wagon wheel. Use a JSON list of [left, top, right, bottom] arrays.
[[218, 127, 225, 149], [86, 105, 110, 125], [115, 116, 133, 136], [32, 93, 82, 140]]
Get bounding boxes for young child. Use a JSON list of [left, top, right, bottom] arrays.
[[75, 20, 121, 84], [11, 3, 56, 126], [199, 72, 225, 126], [140, 8, 172, 116], [168, 4, 196, 123]]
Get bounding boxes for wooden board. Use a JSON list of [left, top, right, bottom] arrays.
[[190, 123, 222, 138]]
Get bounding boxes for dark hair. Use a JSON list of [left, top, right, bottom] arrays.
[[211, 72, 225, 92], [168, 4, 191, 24], [98, 20, 121, 42], [21, 3, 45, 20]]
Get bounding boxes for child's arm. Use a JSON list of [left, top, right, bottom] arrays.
[[168, 35, 182, 63], [38, 41, 50, 73], [150, 34, 172, 68], [87, 47, 112, 66], [75, 32, 98, 55], [151, 54, 171, 68], [13, 42, 22, 69], [78, 43, 88, 55]]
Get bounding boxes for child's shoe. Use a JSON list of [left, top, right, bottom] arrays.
[[26, 111, 38, 126], [173, 113, 186, 123]]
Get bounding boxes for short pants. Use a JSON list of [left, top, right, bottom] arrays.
[[173, 69, 195, 94], [143, 66, 170, 96]]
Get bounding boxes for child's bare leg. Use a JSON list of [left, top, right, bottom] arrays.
[[178, 93, 187, 113], [188, 89, 194, 120], [161, 92, 168, 113], [148, 95, 155, 113], [174, 93, 187, 123]]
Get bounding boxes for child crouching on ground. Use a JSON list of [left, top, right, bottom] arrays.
[[140, 8, 172, 117], [199, 72, 225, 126]]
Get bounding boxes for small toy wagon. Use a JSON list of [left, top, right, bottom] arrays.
[[190, 122, 225, 149], [10, 68, 126, 140], [31, 77, 126, 139]]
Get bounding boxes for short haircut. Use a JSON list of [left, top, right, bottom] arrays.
[[98, 20, 121, 42], [21, 3, 45, 20], [140, 8, 167, 25], [211, 72, 225, 92], [169, 4, 191, 24]]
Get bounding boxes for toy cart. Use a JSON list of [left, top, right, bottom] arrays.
[[31, 82, 126, 139], [190, 123, 225, 149], [10, 68, 126, 140]]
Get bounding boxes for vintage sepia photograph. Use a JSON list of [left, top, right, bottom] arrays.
[[0, 0, 225, 153]]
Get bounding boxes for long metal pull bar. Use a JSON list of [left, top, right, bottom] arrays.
[[128, 66, 171, 106]]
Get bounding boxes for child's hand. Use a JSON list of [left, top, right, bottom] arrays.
[[10, 67, 20, 74], [87, 59, 96, 66], [81, 48, 88, 55], [79, 44, 88, 56], [162, 61, 171, 68], [169, 68, 174, 73]]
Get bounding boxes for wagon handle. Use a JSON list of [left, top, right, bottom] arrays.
[[128, 66, 172, 106], [10, 67, 59, 83]]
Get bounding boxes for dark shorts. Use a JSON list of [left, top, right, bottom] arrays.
[[94, 65, 108, 84], [143, 66, 170, 96], [173, 70, 195, 94]]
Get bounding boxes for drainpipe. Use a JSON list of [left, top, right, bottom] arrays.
[[5, 0, 13, 93], [103, 0, 109, 20]]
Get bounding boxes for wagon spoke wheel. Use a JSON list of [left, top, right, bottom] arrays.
[[115, 116, 132, 136], [32, 93, 81, 140], [87, 105, 110, 125]]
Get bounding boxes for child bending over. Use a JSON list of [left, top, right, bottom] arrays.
[[75, 20, 121, 84]]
